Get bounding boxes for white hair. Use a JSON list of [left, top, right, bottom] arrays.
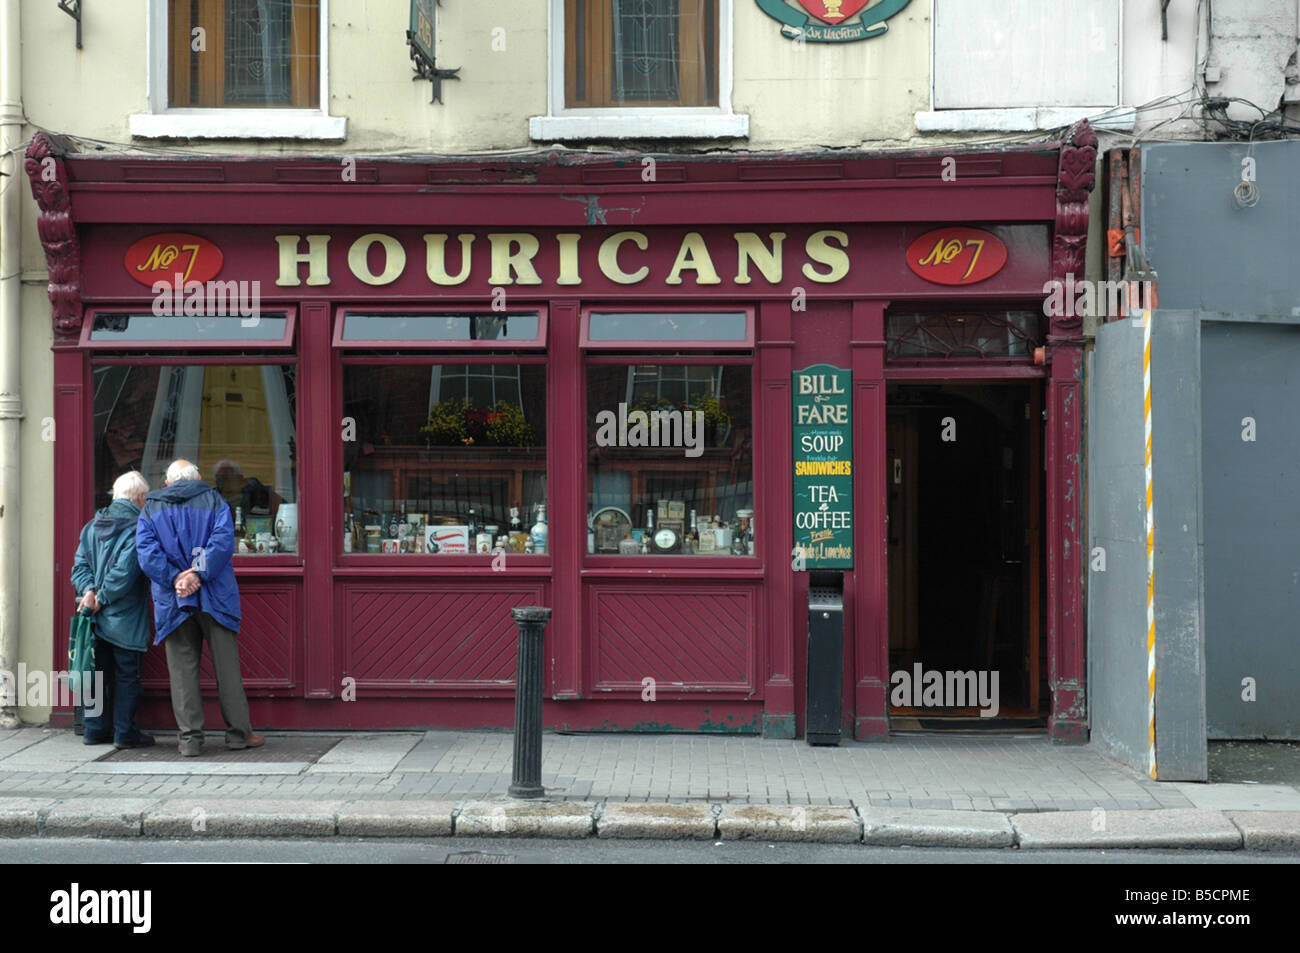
[[165, 459, 201, 484], [112, 470, 150, 501]]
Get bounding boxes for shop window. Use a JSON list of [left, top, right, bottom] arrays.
[[341, 364, 547, 556], [167, 0, 320, 108], [583, 309, 753, 558], [886, 311, 1042, 360], [91, 363, 298, 556], [566, 0, 719, 108]]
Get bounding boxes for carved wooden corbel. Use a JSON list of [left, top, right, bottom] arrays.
[[23, 132, 83, 340], [1050, 119, 1099, 336]]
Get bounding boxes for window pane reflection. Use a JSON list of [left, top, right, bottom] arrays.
[[92, 364, 298, 555]]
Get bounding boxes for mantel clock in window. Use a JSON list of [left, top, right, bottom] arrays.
[[566, 0, 720, 108], [168, 0, 320, 108]]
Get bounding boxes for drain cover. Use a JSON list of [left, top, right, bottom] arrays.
[[444, 851, 516, 865]]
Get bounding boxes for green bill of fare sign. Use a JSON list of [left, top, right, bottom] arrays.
[[793, 364, 853, 569]]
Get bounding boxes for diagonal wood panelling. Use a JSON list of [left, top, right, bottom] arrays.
[[141, 585, 297, 692], [591, 585, 756, 693], [343, 585, 545, 685]]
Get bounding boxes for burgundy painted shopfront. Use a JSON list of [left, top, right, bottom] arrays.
[[27, 124, 1096, 741]]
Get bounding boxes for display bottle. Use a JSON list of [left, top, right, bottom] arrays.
[[234, 506, 245, 538], [530, 504, 548, 555], [586, 508, 595, 555], [467, 505, 478, 537]]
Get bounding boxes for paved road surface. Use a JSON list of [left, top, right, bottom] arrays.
[[5, 837, 1297, 864]]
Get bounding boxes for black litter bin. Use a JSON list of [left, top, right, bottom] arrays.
[[806, 570, 844, 745]]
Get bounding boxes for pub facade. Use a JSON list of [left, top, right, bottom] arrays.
[[26, 125, 1095, 740]]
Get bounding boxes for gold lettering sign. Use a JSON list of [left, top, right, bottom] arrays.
[[274, 230, 860, 288]]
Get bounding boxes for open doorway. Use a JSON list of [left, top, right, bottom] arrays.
[[886, 382, 1046, 730]]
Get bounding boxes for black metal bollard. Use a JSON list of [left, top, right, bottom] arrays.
[[508, 606, 552, 798]]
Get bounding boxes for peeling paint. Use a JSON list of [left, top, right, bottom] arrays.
[[557, 193, 644, 226]]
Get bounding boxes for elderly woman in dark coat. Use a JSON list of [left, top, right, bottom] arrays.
[[71, 470, 155, 749]]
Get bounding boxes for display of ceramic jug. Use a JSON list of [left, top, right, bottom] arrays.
[[274, 503, 298, 552]]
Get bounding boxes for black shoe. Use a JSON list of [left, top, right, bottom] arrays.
[[114, 732, 156, 750], [83, 735, 113, 746]]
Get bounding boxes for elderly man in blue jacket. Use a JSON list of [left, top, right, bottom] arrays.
[[71, 471, 155, 749], [136, 458, 264, 757]]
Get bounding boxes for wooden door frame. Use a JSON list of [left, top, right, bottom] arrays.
[[880, 377, 1046, 719]]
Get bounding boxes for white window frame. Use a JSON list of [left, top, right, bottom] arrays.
[[914, 0, 1135, 133], [131, 0, 346, 140], [530, 0, 748, 141]]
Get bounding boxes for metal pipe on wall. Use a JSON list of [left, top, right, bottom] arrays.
[[0, 0, 24, 728]]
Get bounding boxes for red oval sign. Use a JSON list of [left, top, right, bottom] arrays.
[[906, 227, 1007, 286], [124, 232, 224, 287]]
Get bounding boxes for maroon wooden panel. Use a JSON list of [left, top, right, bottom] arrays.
[[758, 301, 795, 733], [299, 299, 335, 698], [548, 301, 583, 699], [50, 351, 92, 718], [851, 300, 890, 741], [588, 583, 758, 695], [341, 583, 545, 690], [140, 584, 298, 692]]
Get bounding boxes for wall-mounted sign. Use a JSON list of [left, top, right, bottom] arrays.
[[793, 364, 853, 569], [905, 227, 1008, 286], [756, 0, 912, 43], [407, 0, 459, 103], [124, 232, 224, 288]]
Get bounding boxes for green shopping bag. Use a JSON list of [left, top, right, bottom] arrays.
[[65, 609, 96, 701]]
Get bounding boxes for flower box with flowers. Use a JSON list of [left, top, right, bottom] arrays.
[[420, 398, 538, 448]]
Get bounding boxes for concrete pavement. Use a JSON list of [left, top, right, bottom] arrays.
[[0, 727, 1296, 848]]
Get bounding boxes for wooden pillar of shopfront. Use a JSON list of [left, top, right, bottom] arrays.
[[759, 301, 795, 737], [1046, 121, 1097, 742], [548, 300, 582, 702], [300, 300, 334, 699], [49, 348, 91, 725], [851, 300, 888, 741]]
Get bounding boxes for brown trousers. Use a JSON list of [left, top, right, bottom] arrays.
[[163, 612, 254, 747]]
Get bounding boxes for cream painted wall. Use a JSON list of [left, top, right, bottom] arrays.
[[16, 279, 54, 724], [20, 0, 936, 153], [735, 1, 930, 146]]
